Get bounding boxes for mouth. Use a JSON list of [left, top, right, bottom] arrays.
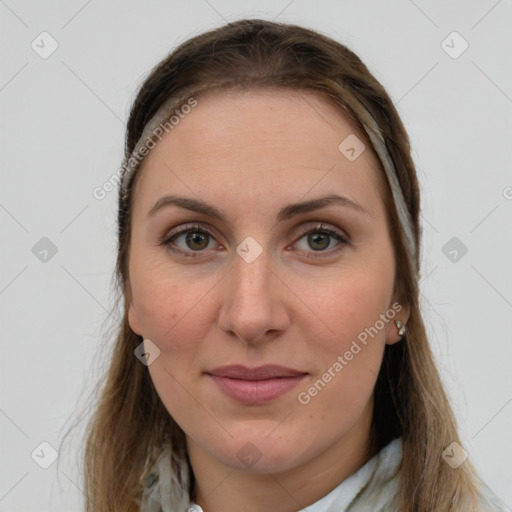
[[206, 365, 308, 404]]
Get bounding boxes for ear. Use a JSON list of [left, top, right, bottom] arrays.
[[386, 301, 410, 346], [127, 286, 143, 336]]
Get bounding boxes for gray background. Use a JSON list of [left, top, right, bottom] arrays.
[[1, 0, 511, 510]]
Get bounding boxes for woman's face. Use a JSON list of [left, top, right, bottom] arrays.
[[127, 90, 408, 475]]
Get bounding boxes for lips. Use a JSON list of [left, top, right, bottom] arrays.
[[206, 365, 308, 404], [208, 364, 306, 380]]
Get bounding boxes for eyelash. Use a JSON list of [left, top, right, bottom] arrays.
[[159, 222, 350, 259]]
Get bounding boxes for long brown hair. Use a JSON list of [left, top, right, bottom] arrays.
[[72, 18, 486, 511]]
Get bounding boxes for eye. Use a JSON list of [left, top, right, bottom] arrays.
[[291, 224, 349, 258], [160, 222, 350, 260], [160, 223, 221, 258]]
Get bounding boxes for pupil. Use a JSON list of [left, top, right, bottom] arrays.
[[186, 231, 208, 250], [309, 233, 329, 250]]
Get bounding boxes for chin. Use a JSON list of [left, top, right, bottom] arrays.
[[206, 431, 314, 474]]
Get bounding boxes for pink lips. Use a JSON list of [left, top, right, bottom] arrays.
[[207, 365, 307, 405]]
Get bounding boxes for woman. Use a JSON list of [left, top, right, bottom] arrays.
[[81, 19, 505, 511]]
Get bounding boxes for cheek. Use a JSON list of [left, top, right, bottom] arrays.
[[131, 270, 216, 429], [294, 260, 395, 403], [305, 264, 395, 350], [129, 251, 216, 350]]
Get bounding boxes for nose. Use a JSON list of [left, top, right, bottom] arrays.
[[217, 247, 290, 345]]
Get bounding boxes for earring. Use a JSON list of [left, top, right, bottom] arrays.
[[395, 320, 407, 337]]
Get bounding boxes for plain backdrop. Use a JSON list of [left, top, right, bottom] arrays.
[[1, 0, 511, 510]]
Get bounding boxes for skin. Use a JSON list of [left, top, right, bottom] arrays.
[[127, 89, 410, 512]]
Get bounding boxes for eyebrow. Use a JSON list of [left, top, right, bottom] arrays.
[[146, 193, 369, 221]]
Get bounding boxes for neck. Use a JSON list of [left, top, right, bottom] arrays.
[[187, 401, 375, 512]]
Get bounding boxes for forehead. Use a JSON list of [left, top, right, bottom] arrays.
[[131, 89, 387, 219]]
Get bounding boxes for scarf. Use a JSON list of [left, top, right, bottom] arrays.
[[140, 437, 403, 512], [139, 436, 508, 511]]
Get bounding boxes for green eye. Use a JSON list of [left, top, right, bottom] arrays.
[[161, 223, 349, 260], [293, 226, 349, 258]]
